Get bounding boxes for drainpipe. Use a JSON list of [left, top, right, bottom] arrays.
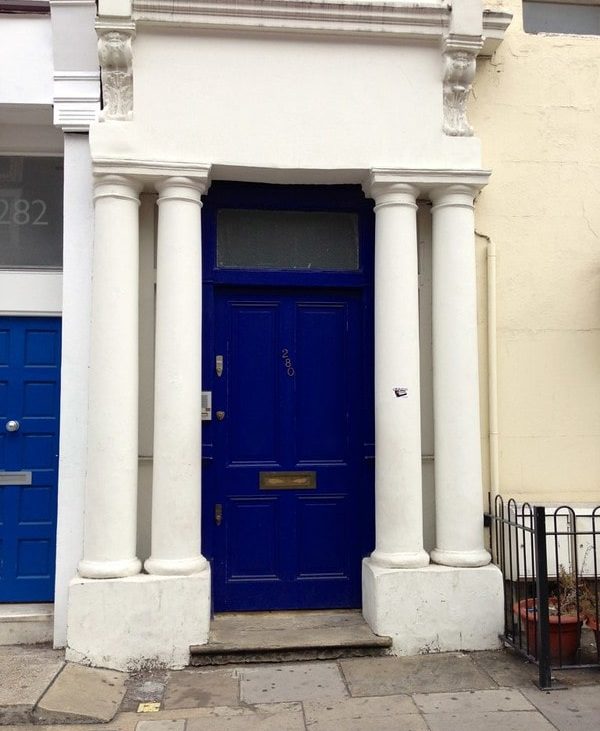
[[477, 231, 500, 506]]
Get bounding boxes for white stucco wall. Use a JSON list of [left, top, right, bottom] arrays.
[[91, 29, 481, 175], [0, 17, 53, 105], [472, 1, 600, 502]]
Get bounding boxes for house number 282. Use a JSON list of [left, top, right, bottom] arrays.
[[281, 348, 295, 377], [0, 199, 48, 226]]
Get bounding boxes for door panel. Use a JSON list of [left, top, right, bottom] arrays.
[[0, 317, 61, 602], [212, 288, 363, 611], [227, 497, 281, 580], [295, 303, 348, 461], [228, 303, 281, 464]]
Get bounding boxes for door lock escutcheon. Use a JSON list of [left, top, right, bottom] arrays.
[[214, 503, 223, 526], [216, 410, 225, 421]]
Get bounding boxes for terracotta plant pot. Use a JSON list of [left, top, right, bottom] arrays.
[[515, 598, 582, 665], [585, 612, 600, 653]]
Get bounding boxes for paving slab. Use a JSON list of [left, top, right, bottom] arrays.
[[414, 688, 534, 714], [423, 710, 556, 731], [471, 648, 600, 689], [136, 722, 186, 731], [521, 685, 600, 731], [471, 650, 539, 687], [340, 653, 496, 696], [34, 662, 127, 724], [0, 645, 64, 725], [121, 671, 168, 713], [240, 662, 347, 704], [163, 668, 240, 709], [304, 695, 427, 731], [185, 702, 306, 731]]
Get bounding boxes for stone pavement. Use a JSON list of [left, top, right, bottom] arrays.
[[2, 644, 600, 730]]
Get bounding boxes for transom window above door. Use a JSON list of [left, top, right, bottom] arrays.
[[216, 209, 359, 271]]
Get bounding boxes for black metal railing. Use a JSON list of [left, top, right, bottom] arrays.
[[488, 496, 600, 689]]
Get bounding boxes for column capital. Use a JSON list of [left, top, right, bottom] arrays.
[[155, 175, 209, 204], [430, 183, 477, 210], [363, 173, 419, 209], [93, 173, 143, 203]]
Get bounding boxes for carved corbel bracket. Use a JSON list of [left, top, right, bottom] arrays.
[[442, 36, 483, 137], [97, 20, 136, 121]]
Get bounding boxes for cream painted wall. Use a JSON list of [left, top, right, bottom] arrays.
[[472, 1, 600, 502]]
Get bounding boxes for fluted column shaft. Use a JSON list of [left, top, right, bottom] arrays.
[[370, 180, 429, 569], [430, 184, 490, 567], [144, 176, 209, 576], [79, 174, 142, 579]]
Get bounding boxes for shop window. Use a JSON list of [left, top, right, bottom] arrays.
[[0, 157, 63, 270], [217, 209, 359, 271], [523, 0, 600, 35]]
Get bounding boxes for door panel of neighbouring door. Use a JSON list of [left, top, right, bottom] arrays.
[[0, 317, 61, 602], [212, 288, 363, 611]]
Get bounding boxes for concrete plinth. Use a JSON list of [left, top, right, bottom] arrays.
[[362, 559, 503, 655], [66, 570, 210, 671]]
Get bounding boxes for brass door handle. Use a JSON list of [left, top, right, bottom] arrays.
[[216, 411, 225, 421], [215, 503, 223, 526]]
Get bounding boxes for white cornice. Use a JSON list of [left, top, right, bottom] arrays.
[[133, 0, 450, 40], [93, 157, 212, 186], [53, 71, 101, 131], [364, 168, 491, 197], [481, 9, 512, 57]]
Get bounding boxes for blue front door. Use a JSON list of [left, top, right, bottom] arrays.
[[0, 317, 61, 602], [202, 183, 375, 612], [212, 287, 365, 610]]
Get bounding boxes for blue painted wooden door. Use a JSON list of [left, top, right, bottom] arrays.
[[0, 317, 61, 602], [212, 287, 364, 610]]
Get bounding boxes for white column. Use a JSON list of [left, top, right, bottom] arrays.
[[369, 179, 429, 569], [78, 174, 142, 579], [53, 134, 94, 645], [144, 177, 208, 576], [430, 184, 490, 567]]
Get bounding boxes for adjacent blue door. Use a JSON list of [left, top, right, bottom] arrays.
[[211, 287, 365, 610], [0, 317, 61, 602]]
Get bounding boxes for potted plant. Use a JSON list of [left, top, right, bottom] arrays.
[[580, 581, 600, 650], [515, 567, 584, 664]]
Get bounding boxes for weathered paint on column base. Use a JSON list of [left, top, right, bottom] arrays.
[[66, 569, 210, 671], [362, 559, 503, 655]]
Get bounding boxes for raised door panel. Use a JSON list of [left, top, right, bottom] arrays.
[[226, 302, 281, 465], [294, 302, 349, 464]]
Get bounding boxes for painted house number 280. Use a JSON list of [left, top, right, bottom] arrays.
[[281, 348, 295, 377]]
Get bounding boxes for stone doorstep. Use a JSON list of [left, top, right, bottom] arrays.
[[189, 609, 392, 665], [0, 604, 54, 646], [190, 643, 392, 666]]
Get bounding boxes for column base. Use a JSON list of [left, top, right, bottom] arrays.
[[362, 558, 503, 655], [144, 554, 208, 576], [430, 547, 491, 568], [370, 548, 430, 569], [78, 556, 142, 579], [66, 568, 211, 671]]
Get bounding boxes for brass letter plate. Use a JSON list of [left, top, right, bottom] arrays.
[[259, 471, 316, 490]]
